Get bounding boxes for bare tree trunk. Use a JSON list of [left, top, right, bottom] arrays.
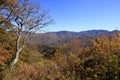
[[9, 32, 24, 69], [10, 47, 23, 69]]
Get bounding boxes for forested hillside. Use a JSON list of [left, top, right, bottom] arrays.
[[0, 0, 120, 80], [0, 28, 120, 80], [27, 30, 120, 46]]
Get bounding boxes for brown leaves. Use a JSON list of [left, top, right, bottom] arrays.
[[6, 0, 17, 7], [0, 43, 13, 65]]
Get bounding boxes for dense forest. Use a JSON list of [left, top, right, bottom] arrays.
[[0, 27, 120, 80], [0, 0, 120, 80]]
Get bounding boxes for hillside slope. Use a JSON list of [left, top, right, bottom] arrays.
[[27, 30, 120, 45]]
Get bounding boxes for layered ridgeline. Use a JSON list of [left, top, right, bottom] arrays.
[[1, 28, 120, 80], [27, 30, 120, 45]]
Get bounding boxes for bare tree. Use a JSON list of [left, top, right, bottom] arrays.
[[0, 0, 52, 68]]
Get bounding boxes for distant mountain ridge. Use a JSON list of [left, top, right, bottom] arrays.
[[27, 30, 120, 45]]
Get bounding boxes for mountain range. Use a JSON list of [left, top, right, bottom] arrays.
[[27, 30, 120, 45]]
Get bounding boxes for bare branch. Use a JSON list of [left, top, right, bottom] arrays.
[[0, 0, 53, 68]]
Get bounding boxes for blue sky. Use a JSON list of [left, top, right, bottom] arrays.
[[36, 0, 120, 32]]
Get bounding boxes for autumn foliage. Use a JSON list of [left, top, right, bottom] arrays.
[[0, 28, 120, 80], [0, 0, 120, 80]]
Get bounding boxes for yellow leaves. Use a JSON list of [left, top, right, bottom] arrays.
[[86, 67, 94, 72], [84, 46, 91, 53], [38, 58, 50, 67], [34, 58, 63, 80], [93, 74, 98, 78], [92, 33, 120, 55], [69, 52, 80, 64]]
